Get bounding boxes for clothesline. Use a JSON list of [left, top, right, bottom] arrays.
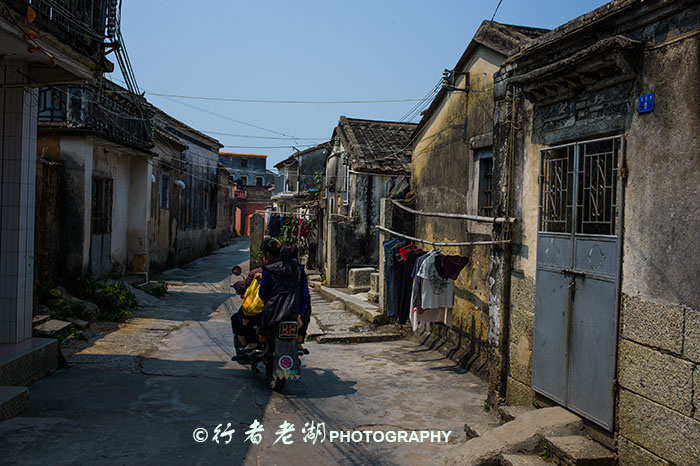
[[376, 225, 511, 247], [390, 199, 518, 224]]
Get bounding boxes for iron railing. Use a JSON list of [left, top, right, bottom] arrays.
[[38, 82, 154, 152], [2, 0, 113, 60]]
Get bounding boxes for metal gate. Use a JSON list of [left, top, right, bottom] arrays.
[[532, 136, 623, 430]]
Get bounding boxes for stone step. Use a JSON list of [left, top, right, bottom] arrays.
[[542, 435, 616, 466], [32, 315, 50, 327], [0, 386, 29, 420], [33, 319, 71, 336], [318, 286, 386, 324], [498, 405, 536, 424], [500, 454, 549, 466], [446, 407, 584, 466], [0, 338, 60, 386], [465, 415, 502, 440]]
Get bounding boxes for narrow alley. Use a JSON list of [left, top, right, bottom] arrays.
[[0, 238, 493, 465]]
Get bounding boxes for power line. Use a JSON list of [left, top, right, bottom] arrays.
[[146, 92, 425, 104], [222, 143, 318, 149], [491, 0, 504, 21], [158, 94, 319, 144], [201, 130, 326, 141]]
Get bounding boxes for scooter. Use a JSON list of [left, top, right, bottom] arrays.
[[231, 266, 302, 392], [248, 321, 301, 392]]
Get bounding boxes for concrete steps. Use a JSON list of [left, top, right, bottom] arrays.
[[0, 337, 60, 420], [446, 407, 585, 465], [541, 435, 616, 466], [459, 405, 617, 466], [307, 288, 402, 344]]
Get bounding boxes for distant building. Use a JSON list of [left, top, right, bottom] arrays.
[[219, 152, 276, 187], [220, 152, 274, 235]]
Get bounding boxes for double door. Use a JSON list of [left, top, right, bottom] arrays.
[[532, 136, 623, 430]]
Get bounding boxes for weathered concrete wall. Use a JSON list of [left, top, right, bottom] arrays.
[[56, 136, 93, 278], [411, 46, 504, 378], [149, 140, 182, 273], [616, 32, 700, 465]]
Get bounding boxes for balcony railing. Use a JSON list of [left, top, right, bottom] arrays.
[[38, 82, 154, 152], [3, 0, 112, 61]]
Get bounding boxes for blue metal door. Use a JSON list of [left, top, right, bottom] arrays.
[[532, 137, 622, 430]]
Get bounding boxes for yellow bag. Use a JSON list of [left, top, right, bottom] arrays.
[[241, 277, 264, 317]]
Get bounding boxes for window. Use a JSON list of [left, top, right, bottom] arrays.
[[256, 176, 263, 186], [477, 150, 493, 217], [538, 137, 621, 235], [160, 174, 170, 209], [241, 159, 248, 168], [91, 177, 113, 235], [240, 176, 247, 186]]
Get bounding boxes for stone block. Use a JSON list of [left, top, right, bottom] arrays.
[[347, 267, 375, 293], [369, 272, 379, 294], [505, 376, 534, 406], [509, 334, 532, 386], [621, 295, 684, 354], [618, 389, 700, 465], [618, 339, 694, 415], [684, 307, 700, 362], [618, 437, 670, 466]]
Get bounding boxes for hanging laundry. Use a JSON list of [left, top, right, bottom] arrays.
[[397, 246, 423, 324], [409, 251, 454, 331], [383, 239, 407, 317], [436, 254, 470, 280]]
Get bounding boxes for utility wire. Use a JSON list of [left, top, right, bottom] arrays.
[[491, 0, 504, 21], [146, 92, 425, 104]]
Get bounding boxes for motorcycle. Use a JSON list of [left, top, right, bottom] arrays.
[[231, 266, 302, 392]]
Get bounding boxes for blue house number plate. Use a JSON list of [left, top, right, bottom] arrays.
[[638, 93, 654, 113]]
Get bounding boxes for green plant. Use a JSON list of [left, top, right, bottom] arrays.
[[94, 282, 137, 321], [146, 280, 169, 297], [482, 401, 490, 412], [540, 444, 552, 462], [50, 297, 84, 321]]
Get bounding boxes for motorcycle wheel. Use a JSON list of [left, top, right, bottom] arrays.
[[265, 361, 286, 392]]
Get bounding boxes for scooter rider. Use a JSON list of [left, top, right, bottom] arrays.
[[230, 265, 263, 364], [257, 239, 307, 337]]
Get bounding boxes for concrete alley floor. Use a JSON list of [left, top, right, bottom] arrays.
[[0, 238, 494, 465]]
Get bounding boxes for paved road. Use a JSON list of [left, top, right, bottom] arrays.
[[0, 238, 492, 465]]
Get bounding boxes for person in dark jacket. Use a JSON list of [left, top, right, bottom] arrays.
[[282, 242, 311, 354], [258, 238, 307, 336]]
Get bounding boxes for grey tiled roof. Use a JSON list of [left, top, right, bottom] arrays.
[[337, 116, 417, 174]]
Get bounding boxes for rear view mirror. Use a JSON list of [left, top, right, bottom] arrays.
[[231, 266, 242, 276]]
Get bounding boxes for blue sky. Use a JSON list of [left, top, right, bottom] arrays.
[[114, 0, 608, 167]]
